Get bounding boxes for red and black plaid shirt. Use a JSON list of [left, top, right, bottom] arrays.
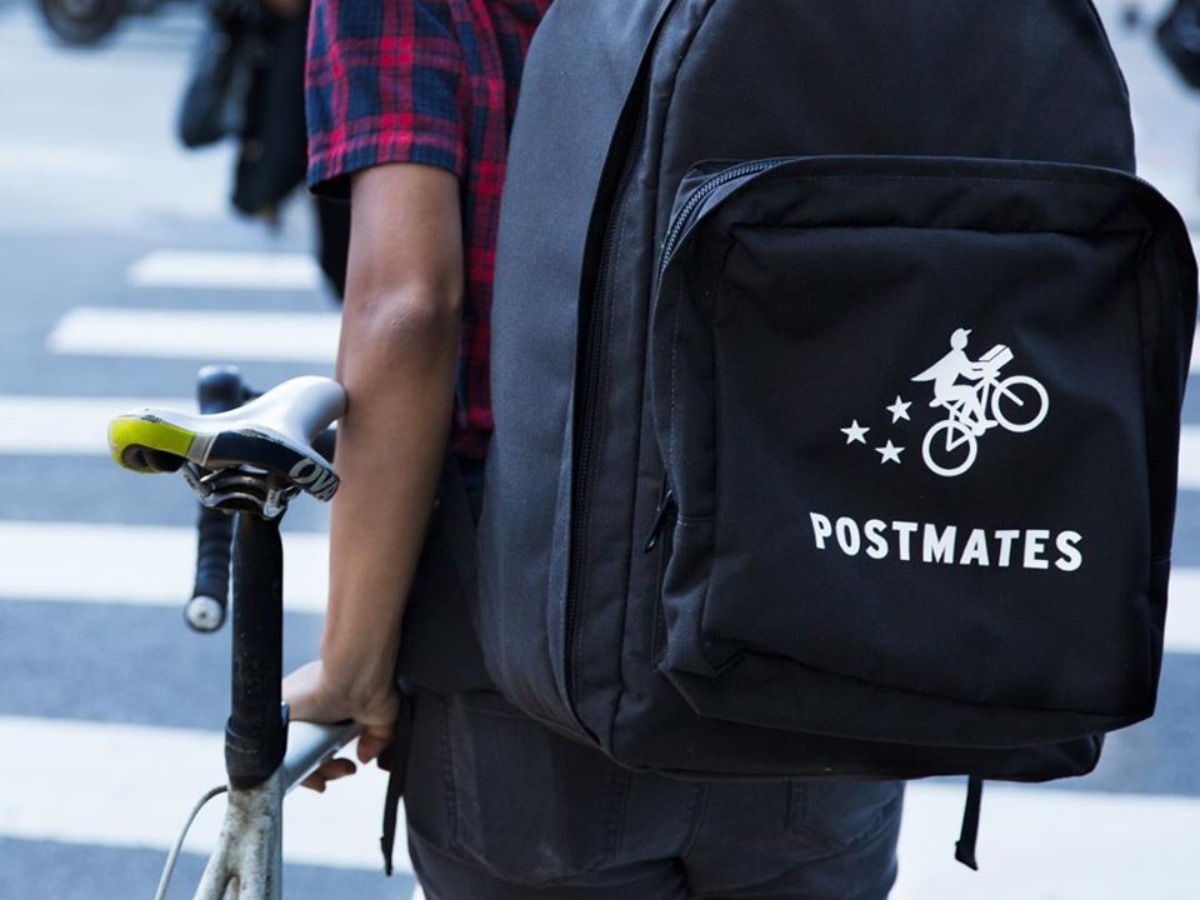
[[306, 0, 553, 460]]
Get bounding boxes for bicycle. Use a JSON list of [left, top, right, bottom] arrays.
[[109, 367, 363, 900], [919, 344, 1049, 478]]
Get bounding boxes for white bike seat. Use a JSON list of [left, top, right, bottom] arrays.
[[107, 376, 345, 501]]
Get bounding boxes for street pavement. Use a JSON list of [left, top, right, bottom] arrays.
[[1, 1, 1200, 898]]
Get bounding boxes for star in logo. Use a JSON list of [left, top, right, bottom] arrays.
[[876, 441, 904, 465], [841, 420, 870, 445], [887, 396, 912, 423]]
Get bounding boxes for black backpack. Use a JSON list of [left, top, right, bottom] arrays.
[[474, 0, 1198, 866]]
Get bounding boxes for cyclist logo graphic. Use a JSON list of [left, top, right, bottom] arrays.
[[911, 328, 1049, 477], [837, 328, 1050, 479]]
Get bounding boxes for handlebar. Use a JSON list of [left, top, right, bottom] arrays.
[[186, 366, 252, 632], [281, 720, 364, 792], [186, 367, 248, 631]]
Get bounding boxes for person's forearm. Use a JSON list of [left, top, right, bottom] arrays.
[[316, 164, 464, 707], [320, 294, 459, 702]]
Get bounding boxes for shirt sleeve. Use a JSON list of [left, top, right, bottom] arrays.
[[306, 0, 468, 196]]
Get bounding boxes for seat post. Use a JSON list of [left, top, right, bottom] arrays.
[[224, 510, 288, 790]]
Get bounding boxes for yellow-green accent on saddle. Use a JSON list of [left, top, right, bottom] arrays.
[[107, 415, 197, 473]]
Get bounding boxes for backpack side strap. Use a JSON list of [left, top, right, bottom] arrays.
[[955, 776, 985, 870]]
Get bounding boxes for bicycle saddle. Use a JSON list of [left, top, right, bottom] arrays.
[[108, 376, 346, 502]]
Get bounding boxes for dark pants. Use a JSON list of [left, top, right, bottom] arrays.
[[402, 689, 904, 900]]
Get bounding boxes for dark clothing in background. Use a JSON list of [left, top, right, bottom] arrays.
[[177, 0, 351, 299]]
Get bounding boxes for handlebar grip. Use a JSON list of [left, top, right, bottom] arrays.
[[185, 366, 250, 633], [187, 507, 235, 632], [281, 720, 363, 794]]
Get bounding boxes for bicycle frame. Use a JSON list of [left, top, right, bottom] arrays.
[[189, 515, 298, 898], [167, 507, 362, 900]]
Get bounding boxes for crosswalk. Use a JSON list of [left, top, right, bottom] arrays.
[[2, 240, 1199, 900]]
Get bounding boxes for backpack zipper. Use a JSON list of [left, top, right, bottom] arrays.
[[660, 156, 1164, 288], [567, 158, 778, 723], [657, 159, 783, 284], [644, 485, 677, 553], [639, 157, 781, 552]]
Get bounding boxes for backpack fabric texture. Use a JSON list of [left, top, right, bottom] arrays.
[[474, 0, 1198, 822]]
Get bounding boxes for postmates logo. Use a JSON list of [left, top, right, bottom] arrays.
[[838, 327, 1049, 478], [813, 328, 1080, 573]]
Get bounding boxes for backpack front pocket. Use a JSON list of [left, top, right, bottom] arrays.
[[650, 156, 1195, 748]]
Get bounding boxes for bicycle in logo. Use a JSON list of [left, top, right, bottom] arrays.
[[920, 344, 1048, 477]]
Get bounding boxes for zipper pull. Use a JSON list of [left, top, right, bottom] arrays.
[[643, 489, 677, 553]]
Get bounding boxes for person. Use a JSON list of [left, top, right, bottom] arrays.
[[912, 327, 994, 435], [282, 2, 905, 898], [175, 0, 351, 298]]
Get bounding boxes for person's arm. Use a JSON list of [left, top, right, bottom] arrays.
[[283, 162, 463, 785]]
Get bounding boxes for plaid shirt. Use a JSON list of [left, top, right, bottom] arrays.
[[306, 0, 553, 460]]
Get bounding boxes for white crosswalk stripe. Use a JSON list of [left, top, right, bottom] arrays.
[[894, 782, 1200, 899], [127, 250, 324, 292], [0, 716, 401, 872], [0, 141, 126, 177], [0, 395, 193, 454], [46, 308, 340, 363], [0, 522, 328, 612], [1177, 427, 1200, 489]]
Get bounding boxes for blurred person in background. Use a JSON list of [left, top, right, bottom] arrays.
[[175, 0, 350, 299]]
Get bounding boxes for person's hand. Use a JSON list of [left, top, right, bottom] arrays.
[[282, 659, 400, 792]]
